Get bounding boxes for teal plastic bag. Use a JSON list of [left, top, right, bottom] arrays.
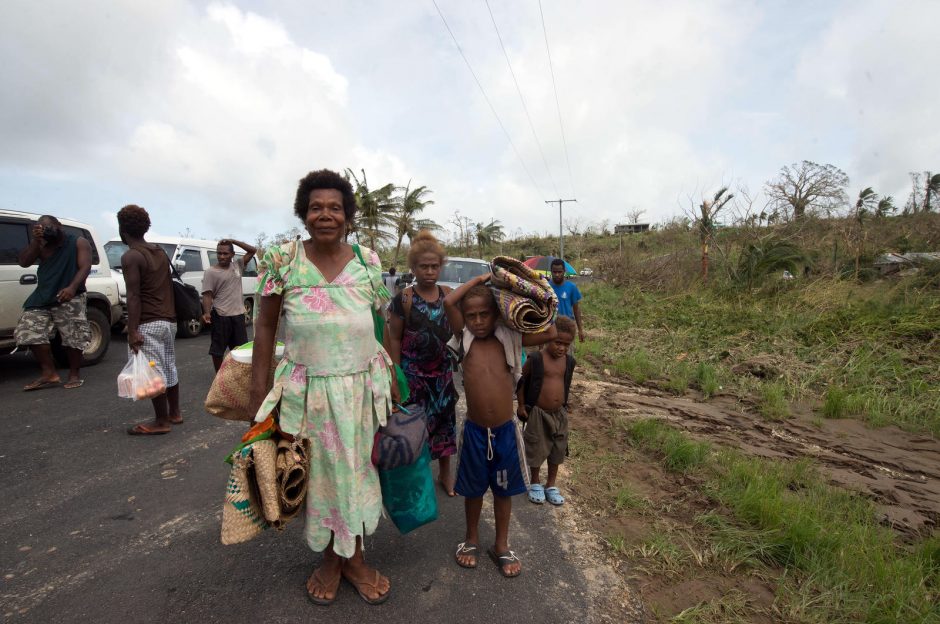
[[379, 445, 438, 534]]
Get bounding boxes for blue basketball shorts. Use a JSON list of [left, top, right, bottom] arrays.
[[454, 418, 530, 498]]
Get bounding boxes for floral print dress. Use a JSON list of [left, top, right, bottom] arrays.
[[254, 240, 392, 558]]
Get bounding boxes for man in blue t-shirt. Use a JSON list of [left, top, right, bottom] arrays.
[[549, 258, 584, 342]]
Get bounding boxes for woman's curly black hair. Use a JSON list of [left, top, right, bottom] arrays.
[[293, 169, 357, 222], [117, 204, 151, 238]]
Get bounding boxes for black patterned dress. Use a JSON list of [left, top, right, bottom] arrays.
[[391, 287, 458, 459]]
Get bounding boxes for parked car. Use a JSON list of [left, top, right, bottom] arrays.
[[437, 257, 491, 290], [104, 236, 259, 338], [0, 210, 122, 365], [579, 267, 594, 277]]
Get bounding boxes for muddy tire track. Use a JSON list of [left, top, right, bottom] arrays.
[[571, 376, 940, 536]]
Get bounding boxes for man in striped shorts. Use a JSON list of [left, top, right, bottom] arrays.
[[117, 205, 181, 435]]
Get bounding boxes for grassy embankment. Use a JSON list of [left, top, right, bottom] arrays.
[[569, 417, 940, 622], [563, 213, 939, 621]]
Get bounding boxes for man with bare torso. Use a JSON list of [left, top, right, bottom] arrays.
[[444, 273, 556, 578]]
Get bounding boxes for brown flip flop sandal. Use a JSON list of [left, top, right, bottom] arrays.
[[23, 379, 60, 391], [307, 567, 341, 606], [127, 423, 171, 436], [342, 568, 390, 605], [64, 380, 84, 389], [488, 547, 522, 578]]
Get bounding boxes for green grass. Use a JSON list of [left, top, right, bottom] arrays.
[[614, 485, 647, 511], [758, 381, 789, 420], [625, 419, 711, 473], [624, 419, 940, 623], [822, 386, 848, 418], [582, 276, 940, 435], [694, 363, 720, 398], [613, 349, 659, 383], [665, 362, 693, 395]]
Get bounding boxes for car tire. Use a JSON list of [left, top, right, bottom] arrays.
[[244, 297, 253, 326], [177, 315, 203, 339], [52, 306, 110, 367]]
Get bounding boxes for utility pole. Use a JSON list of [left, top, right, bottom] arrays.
[[545, 198, 577, 260]]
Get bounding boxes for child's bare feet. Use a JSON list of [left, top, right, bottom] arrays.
[[341, 558, 390, 604], [455, 542, 478, 568]]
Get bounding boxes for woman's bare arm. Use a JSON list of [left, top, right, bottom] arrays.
[[248, 294, 282, 419]]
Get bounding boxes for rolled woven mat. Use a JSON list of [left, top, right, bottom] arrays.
[[276, 438, 308, 522], [220, 449, 270, 545], [489, 256, 558, 333], [251, 439, 281, 524]]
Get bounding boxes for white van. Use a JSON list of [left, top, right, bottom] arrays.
[[104, 236, 258, 338], [0, 210, 122, 365]]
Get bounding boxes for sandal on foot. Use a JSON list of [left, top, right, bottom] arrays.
[[342, 569, 390, 605], [455, 542, 479, 569], [23, 379, 60, 391], [487, 547, 521, 578], [127, 423, 171, 436], [527, 483, 545, 504], [307, 567, 341, 606], [545, 486, 565, 506], [63, 379, 84, 389]]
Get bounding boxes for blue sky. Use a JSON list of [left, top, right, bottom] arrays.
[[2, 0, 937, 245]]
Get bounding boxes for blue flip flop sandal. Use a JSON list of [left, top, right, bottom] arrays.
[[527, 483, 545, 504], [545, 486, 565, 506]]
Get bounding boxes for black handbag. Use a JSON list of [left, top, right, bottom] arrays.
[[163, 251, 202, 320]]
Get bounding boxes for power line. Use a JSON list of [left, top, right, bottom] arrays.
[[431, 0, 544, 200], [484, 0, 559, 198], [538, 0, 576, 198]]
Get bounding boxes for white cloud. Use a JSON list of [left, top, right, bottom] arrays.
[[1, 0, 938, 245]]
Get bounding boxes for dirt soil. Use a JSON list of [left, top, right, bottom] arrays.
[[563, 371, 940, 621]]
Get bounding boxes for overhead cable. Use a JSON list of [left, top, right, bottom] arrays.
[[431, 0, 545, 199], [538, 0, 576, 198], [484, 0, 559, 198]]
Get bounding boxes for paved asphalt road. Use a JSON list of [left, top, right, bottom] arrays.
[[0, 332, 612, 623]]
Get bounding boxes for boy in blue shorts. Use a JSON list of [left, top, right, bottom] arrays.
[[444, 273, 556, 578]]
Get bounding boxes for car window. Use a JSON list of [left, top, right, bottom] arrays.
[[0, 222, 29, 265], [158, 243, 177, 260], [178, 248, 203, 272], [61, 226, 100, 265], [208, 250, 218, 266], [105, 241, 127, 269], [243, 256, 258, 277], [106, 241, 176, 269], [440, 260, 489, 284]]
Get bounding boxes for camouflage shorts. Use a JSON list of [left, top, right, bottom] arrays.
[[15, 293, 92, 351]]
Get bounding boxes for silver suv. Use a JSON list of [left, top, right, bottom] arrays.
[[0, 210, 122, 365]]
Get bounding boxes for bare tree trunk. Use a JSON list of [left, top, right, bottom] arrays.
[[701, 240, 709, 284]]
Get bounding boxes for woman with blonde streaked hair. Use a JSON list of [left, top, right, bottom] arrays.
[[385, 230, 460, 495]]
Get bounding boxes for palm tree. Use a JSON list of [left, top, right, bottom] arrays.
[[343, 168, 396, 250], [390, 182, 439, 265], [735, 237, 806, 289], [474, 219, 505, 258], [875, 196, 895, 218], [923, 172, 940, 213], [697, 187, 733, 284], [853, 187, 878, 279]]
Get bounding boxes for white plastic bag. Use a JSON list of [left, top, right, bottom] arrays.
[[117, 351, 167, 401]]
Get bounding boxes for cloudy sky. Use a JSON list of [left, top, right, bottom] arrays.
[[2, 0, 938, 245]]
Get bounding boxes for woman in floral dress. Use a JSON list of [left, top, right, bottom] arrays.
[[385, 231, 458, 495], [249, 169, 396, 606]]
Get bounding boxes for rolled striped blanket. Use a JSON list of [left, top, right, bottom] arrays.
[[489, 256, 558, 333]]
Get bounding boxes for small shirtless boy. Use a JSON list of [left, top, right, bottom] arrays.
[[444, 273, 556, 578], [517, 315, 577, 506]]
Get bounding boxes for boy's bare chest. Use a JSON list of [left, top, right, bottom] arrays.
[[463, 339, 510, 376]]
